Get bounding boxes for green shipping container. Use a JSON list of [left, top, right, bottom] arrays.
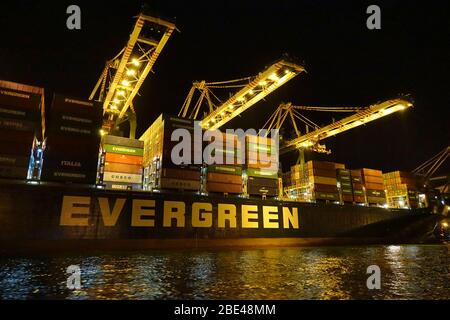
[[341, 188, 353, 194], [246, 168, 279, 179], [314, 192, 339, 201], [207, 165, 242, 175], [104, 144, 144, 156]]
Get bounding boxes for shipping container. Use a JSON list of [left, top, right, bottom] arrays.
[[0, 154, 30, 167], [103, 144, 144, 156], [364, 182, 384, 190], [162, 168, 200, 180], [367, 196, 387, 204], [102, 182, 143, 191], [342, 194, 354, 202], [0, 139, 33, 157], [0, 85, 41, 111], [103, 135, 144, 148], [313, 192, 340, 201], [309, 176, 337, 186], [360, 168, 382, 177], [207, 165, 243, 175], [366, 189, 386, 198], [313, 183, 338, 193], [104, 162, 143, 175], [0, 165, 29, 179], [246, 167, 278, 179], [0, 118, 38, 132], [207, 172, 242, 185], [363, 175, 384, 184], [41, 168, 96, 183], [105, 153, 143, 166], [247, 185, 278, 197], [207, 182, 242, 194], [51, 94, 102, 117], [160, 177, 200, 191], [247, 176, 279, 188], [103, 172, 142, 184]]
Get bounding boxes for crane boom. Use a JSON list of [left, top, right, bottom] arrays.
[[200, 59, 305, 130], [90, 13, 176, 126], [285, 98, 413, 149]]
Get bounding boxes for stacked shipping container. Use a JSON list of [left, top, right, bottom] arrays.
[[359, 168, 386, 205], [350, 170, 366, 203], [140, 114, 201, 191], [383, 171, 419, 209], [337, 169, 353, 203], [0, 81, 44, 179], [101, 135, 144, 190], [245, 135, 279, 197], [290, 161, 344, 202], [206, 133, 243, 194], [41, 94, 102, 184]]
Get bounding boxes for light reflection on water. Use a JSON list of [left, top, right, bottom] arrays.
[[0, 245, 449, 300]]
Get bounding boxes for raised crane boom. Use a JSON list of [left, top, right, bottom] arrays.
[[90, 13, 176, 134], [412, 146, 450, 184], [285, 98, 412, 150], [179, 58, 305, 130]]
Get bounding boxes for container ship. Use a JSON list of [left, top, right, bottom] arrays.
[[0, 12, 446, 254], [0, 80, 444, 254]]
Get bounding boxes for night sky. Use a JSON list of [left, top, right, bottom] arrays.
[[0, 0, 449, 174]]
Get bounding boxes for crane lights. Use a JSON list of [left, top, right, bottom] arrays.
[[200, 59, 305, 130], [286, 99, 413, 150], [89, 13, 177, 131]]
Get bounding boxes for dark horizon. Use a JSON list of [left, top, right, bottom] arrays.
[[0, 0, 449, 173]]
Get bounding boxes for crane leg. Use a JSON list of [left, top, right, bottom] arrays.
[[296, 149, 305, 169], [128, 111, 137, 139]]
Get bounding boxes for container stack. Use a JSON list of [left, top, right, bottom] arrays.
[[290, 161, 344, 202], [0, 81, 44, 180], [336, 169, 353, 203], [41, 94, 102, 184], [206, 133, 243, 194], [360, 168, 386, 206], [350, 170, 366, 204], [245, 135, 279, 197], [383, 171, 419, 209], [100, 135, 144, 190], [140, 114, 201, 191]]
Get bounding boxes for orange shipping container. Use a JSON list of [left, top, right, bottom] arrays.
[[207, 182, 242, 194], [365, 182, 384, 190], [363, 175, 383, 184], [162, 168, 200, 181], [207, 172, 242, 185], [104, 162, 142, 174], [105, 153, 143, 165], [360, 168, 382, 177]]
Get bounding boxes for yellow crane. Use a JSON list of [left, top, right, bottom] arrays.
[[263, 98, 413, 162], [178, 58, 305, 130], [90, 12, 177, 138]]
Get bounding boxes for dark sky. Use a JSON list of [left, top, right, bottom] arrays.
[[0, 0, 449, 173]]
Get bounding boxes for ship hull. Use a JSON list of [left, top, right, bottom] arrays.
[[0, 181, 440, 254]]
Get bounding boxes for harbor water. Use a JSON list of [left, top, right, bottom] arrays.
[[0, 245, 449, 300]]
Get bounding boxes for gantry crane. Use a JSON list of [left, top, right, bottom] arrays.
[[90, 12, 177, 138], [412, 146, 450, 191], [263, 98, 413, 165], [178, 58, 305, 130]]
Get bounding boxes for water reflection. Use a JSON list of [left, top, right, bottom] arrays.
[[0, 245, 449, 300]]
